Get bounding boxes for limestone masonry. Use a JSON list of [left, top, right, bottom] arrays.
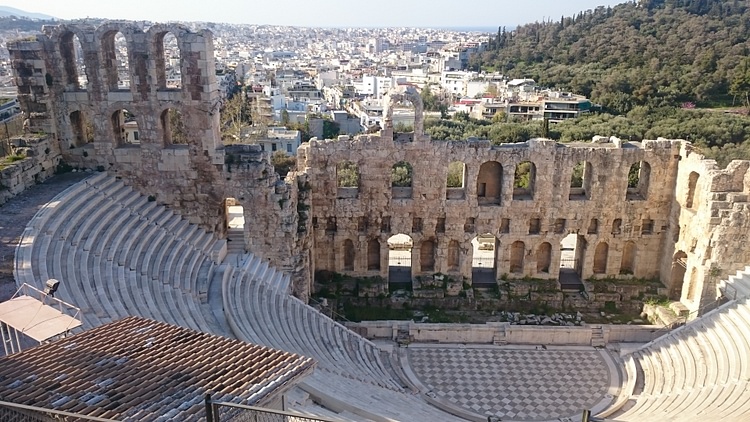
[[7, 21, 750, 315]]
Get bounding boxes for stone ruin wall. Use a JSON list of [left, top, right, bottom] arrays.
[[299, 90, 750, 312], [299, 134, 680, 287], [9, 22, 750, 310], [7, 22, 313, 298], [0, 136, 62, 206], [663, 144, 750, 313]]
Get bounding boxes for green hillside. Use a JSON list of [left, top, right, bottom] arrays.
[[473, 0, 750, 112], [458, 0, 750, 165]]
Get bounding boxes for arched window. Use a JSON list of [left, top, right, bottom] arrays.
[[477, 161, 503, 205], [391, 161, 413, 199], [510, 241, 525, 274], [367, 239, 381, 271], [627, 161, 651, 200], [337, 161, 359, 188], [343, 239, 355, 271], [111, 109, 139, 146], [686, 172, 700, 209], [513, 161, 536, 200], [60, 32, 87, 90], [611, 219, 622, 235], [569, 161, 592, 200], [160, 108, 187, 145], [155, 31, 181, 89], [620, 241, 636, 274], [420, 239, 436, 272], [102, 31, 130, 91], [537, 242, 552, 273], [446, 161, 466, 200], [593, 242, 609, 274], [69, 110, 94, 147]]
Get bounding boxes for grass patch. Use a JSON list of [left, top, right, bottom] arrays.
[[341, 303, 412, 322], [644, 295, 671, 307]]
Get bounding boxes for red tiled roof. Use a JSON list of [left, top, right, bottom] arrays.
[[0, 317, 315, 421]]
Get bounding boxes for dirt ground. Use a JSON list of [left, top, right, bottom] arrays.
[[0, 172, 88, 302]]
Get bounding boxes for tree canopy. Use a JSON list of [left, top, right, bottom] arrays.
[[474, 0, 750, 112]]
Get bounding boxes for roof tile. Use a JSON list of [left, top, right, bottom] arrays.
[[0, 316, 315, 421]]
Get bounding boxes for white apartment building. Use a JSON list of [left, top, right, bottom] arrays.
[[353, 75, 394, 98], [256, 127, 302, 155], [440, 71, 477, 97]]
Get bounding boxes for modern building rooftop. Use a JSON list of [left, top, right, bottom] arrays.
[[0, 316, 315, 421]]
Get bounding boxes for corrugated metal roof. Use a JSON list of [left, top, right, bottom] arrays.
[[0, 316, 315, 421]]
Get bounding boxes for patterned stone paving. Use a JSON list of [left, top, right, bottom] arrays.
[[408, 346, 611, 421]]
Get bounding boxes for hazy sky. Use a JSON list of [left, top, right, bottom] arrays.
[[5, 0, 626, 28]]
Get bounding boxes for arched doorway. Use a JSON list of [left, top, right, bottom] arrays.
[[472, 234, 497, 286], [671, 251, 687, 300], [560, 233, 586, 290], [387, 234, 413, 290], [225, 198, 244, 254]]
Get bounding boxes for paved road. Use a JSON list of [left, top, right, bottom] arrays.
[[0, 171, 88, 302]]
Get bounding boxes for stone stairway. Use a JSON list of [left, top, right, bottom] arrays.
[[225, 227, 245, 254]]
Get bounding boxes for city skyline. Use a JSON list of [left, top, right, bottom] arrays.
[[1, 0, 626, 28]]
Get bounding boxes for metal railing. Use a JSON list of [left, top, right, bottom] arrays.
[[559, 257, 577, 269], [207, 397, 341, 422], [472, 256, 495, 268], [0, 400, 118, 422], [307, 296, 352, 323], [646, 296, 728, 342]]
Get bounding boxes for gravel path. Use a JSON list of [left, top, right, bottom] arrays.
[[0, 172, 88, 302]]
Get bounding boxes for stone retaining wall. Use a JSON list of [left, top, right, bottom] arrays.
[[347, 320, 662, 346], [0, 136, 61, 206]]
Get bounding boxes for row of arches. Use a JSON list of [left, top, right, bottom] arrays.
[[57, 26, 183, 92], [332, 234, 639, 283], [68, 107, 187, 148], [335, 159, 653, 202]]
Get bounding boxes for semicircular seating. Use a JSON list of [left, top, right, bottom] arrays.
[[220, 255, 463, 421], [15, 174, 462, 421], [14, 173, 222, 333], [602, 269, 750, 421]]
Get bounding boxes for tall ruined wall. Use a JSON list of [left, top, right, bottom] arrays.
[[299, 134, 681, 285], [9, 22, 226, 231], [7, 23, 314, 297], [661, 144, 750, 313], [225, 144, 314, 299]]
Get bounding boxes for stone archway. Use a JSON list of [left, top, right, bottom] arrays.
[[671, 251, 687, 300], [472, 234, 497, 286], [387, 233, 413, 289], [382, 85, 425, 140]]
